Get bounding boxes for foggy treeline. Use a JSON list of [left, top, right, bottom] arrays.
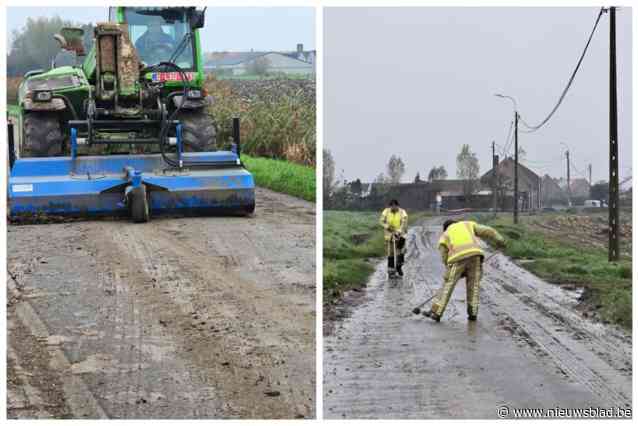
[[7, 16, 94, 76]]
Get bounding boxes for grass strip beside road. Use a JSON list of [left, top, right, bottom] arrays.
[[324, 211, 385, 302], [478, 214, 631, 329], [8, 103, 20, 117], [324, 210, 430, 304], [242, 154, 315, 202]]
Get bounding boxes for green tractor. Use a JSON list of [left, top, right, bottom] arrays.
[[12, 6, 215, 158], [8, 7, 256, 221]]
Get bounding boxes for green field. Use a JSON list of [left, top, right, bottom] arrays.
[[477, 214, 632, 329], [242, 154, 315, 202], [323, 210, 429, 304]]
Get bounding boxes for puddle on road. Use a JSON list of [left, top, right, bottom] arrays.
[[71, 353, 150, 375], [140, 342, 176, 363], [43, 335, 74, 346]]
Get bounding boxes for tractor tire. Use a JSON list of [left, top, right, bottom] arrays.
[[176, 109, 217, 152], [129, 185, 150, 223], [243, 200, 256, 216], [22, 112, 64, 157]]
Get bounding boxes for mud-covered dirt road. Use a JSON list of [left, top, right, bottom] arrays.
[[324, 218, 631, 419], [7, 188, 315, 419]]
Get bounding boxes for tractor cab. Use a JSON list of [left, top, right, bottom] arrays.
[[111, 7, 201, 71]]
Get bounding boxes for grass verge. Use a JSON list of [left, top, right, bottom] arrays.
[[8, 103, 20, 117], [476, 214, 631, 329], [323, 210, 430, 304], [242, 154, 315, 202]]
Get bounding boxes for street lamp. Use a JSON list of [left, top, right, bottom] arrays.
[[495, 93, 519, 224], [494, 93, 517, 111]]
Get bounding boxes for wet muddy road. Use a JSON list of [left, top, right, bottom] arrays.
[[324, 218, 631, 419], [7, 188, 315, 419]]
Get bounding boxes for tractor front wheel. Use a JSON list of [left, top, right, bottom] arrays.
[[176, 109, 217, 152], [22, 112, 64, 157], [129, 185, 150, 223]]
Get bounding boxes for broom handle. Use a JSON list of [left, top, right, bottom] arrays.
[[393, 234, 397, 270]]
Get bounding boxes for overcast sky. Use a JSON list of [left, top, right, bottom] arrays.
[[325, 7, 632, 184], [7, 7, 315, 52]]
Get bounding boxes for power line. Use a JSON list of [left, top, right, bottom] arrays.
[[519, 7, 605, 133], [501, 120, 514, 157], [570, 162, 589, 179], [522, 155, 564, 166], [522, 163, 561, 172]]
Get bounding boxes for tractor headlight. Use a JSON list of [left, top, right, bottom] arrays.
[[34, 91, 53, 102], [187, 89, 202, 99]]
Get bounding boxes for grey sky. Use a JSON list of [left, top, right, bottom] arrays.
[[325, 7, 631, 184], [7, 7, 315, 52]]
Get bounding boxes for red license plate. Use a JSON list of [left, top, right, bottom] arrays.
[[151, 72, 194, 82]]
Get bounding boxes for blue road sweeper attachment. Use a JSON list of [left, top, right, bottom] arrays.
[[9, 117, 255, 223]]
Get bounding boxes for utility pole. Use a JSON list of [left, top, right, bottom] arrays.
[[514, 111, 519, 224], [609, 6, 620, 261], [492, 141, 498, 216], [588, 163, 593, 195], [494, 93, 519, 223], [566, 149, 571, 207]]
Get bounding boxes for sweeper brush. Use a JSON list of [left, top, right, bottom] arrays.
[[8, 7, 255, 222]]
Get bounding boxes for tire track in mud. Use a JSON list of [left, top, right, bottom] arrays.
[[7, 188, 315, 419], [481, 258, 631, 408], [103, 224, 301, 418], [89, 227, 230, 418], [324, 218, 631, 419]]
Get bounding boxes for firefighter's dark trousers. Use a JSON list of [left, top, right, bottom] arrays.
[[386, 236, 406, 271], [431, 255, 483, 318]]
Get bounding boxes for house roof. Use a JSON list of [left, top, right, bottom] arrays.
[[204, 50, 315, 68], [569, 178, 590, 195], [541, 174, 563, 191], [481, 157, 540, 186], [282, 50, 316, 62], [204, 51, 269, 67]]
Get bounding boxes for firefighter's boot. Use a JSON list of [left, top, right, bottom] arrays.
[[423, 309, 441, 322], [387, 256, 395, 278]]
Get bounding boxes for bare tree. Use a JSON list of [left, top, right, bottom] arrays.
[[374, 172, 387, 184], [428, 165, 448, 181], [349, 178, 363, 196], [386, 155, 405, 184], [456, 144, 480, 201]]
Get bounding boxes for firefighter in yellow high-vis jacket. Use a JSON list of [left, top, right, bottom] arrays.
[[379, 199, 408, 278], [424, 218, 505, 322]]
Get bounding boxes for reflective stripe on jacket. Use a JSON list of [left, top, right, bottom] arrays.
[[438, 221, 484, 264]]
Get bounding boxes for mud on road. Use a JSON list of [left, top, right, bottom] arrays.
[[7, 188, 315, 419], [324, 218, 631, 419]]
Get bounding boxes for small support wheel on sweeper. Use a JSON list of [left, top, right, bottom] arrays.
[[129, 185, 150, 223]]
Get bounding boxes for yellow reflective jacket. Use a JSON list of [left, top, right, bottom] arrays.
[[380, 208, 408, 241], [438, 221, 504, 265]]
